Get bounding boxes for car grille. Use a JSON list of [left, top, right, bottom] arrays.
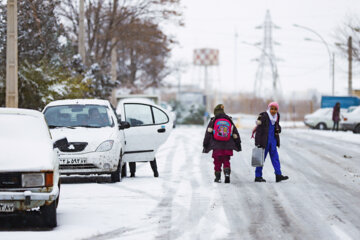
[[60, 164, 98, 170], [59, 142, 88, 152], [0, 173, 21, 188]]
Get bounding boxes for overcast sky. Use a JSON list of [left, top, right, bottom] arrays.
[[165, 0, 360, 98]]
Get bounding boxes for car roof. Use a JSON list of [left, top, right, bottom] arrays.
[[0, 107, 43, 118], [118, 98, 155, 105], [45, 99, 110, 108]]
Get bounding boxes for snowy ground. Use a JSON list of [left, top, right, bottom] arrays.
[[1, 126, 360, 240]]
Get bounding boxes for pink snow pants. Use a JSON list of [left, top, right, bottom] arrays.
[[213, 156, 231, 172]]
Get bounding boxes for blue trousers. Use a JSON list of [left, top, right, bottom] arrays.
[[255, 138, 282, 177]]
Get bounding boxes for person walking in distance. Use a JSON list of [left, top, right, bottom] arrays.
[[251, 102, 288, 183], [203, 104, 241, 183], [332, 102, 341, 131]]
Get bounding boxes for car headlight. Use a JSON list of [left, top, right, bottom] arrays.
[[96, 140, 114, 152], [22, 173, 45, 188]]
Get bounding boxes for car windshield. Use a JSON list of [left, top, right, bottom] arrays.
[[0, 114, 50, 140], [44, 105, 113, 128]]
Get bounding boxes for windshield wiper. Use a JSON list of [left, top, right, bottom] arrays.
[[48, 125, 75, 129], [72, 125, 103, 128]]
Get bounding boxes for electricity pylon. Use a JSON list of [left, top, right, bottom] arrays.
[[254, 10, 281, 99]]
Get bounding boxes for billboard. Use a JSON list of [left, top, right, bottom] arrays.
[[193, 48, 219, 66]]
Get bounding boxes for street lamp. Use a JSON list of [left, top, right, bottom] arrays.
[[293, 24, 335, 96]]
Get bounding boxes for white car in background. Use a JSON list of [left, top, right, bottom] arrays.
[[43, 99, 129, 182], [304, 108, 345, 130], [116, 98, 172, 164], [341, 106, 360, 133], [0, 108, 63, 227]]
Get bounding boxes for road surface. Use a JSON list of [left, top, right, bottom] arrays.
[[1, 126, 360, 240]]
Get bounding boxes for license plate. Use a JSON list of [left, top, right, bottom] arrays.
[[0, 202, 15, 212], [59, 158, 87, 165]]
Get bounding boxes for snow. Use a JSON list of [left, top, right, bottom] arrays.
[[0, 110, 55, 171], [1, 126, 360, 239]]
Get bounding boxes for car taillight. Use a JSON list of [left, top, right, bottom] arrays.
[[45, 172, 53, 187], [344, 118, 348, 121]]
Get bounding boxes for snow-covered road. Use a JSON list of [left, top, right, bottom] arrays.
[[1, 126, 360, 240]]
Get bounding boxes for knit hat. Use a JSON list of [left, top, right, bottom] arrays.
[[268, 102, 279, 111], [214, 104, 225, 116]]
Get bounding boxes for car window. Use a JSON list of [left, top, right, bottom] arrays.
[[124, 104, 153, 126], [153, 107, 169, 124], [44, 105, 113, 128], [0, 114, 50, 140]]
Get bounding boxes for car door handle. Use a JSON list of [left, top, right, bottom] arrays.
[[158, 128, 166, 133]]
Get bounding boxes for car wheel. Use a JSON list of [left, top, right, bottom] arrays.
[[111, 158, 122, 183], [353, 124, 360, 134], [317, 123, 326, 130], [41, 199, 57, 228], [121, 162, 127, 178]]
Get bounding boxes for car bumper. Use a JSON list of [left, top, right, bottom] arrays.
[[341, 123, 356, 131], [58, 150, 119, 175], [304, 121, 315, 128], [0, 186, 59, 211]]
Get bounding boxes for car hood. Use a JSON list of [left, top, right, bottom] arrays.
[[50, 127, 115, 145], [0, 139, 55, 172]]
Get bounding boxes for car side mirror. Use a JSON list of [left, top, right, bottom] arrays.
[[53, 137, 69, 149], [119, 121, 130, 130]]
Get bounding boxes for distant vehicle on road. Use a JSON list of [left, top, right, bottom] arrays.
[[321, 96, 360, 109], [341, 106, 360, 133], [43, 99, 130, 182], [304, 108, 345, 130], [0, 108, 63, 227]]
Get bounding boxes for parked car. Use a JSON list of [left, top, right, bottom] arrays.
[[0, 108, 63, 227], [116, 98, 172, 165], [341, 106, 360, 133], [304, 108, 346, 130], [43, 99, 130, 182]]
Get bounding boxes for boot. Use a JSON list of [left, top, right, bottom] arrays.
[[224, 168, 231, 184], [214, 171, 221, 183], [254, 177, 266, 182], [150, 159, 159, 178], [129, 162, 136, 177], [276, 174, 289, 182]]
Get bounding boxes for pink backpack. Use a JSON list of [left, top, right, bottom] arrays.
[[213, 118, 232, 141]]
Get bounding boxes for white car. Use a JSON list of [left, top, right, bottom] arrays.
[[43, 99, 129, 182], [304, 108, 345, 130], [341, 106, 360, 133], [116, 98, 172, 164], [0, 108, 62, 227]]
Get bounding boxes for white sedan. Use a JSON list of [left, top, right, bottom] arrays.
[[342, 106, 360, 133], [43, 99, 129, 182], [304, 108, 345, 130], [0, 108, 62, 227]]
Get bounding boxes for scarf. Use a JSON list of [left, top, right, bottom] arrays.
[[266, 110, 278, 125]]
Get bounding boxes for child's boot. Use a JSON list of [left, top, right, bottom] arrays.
[[214, 171, 221, 183], [276, 174, 289, 182], [224, 168, 231, 183], [254, 177, 266, 182]]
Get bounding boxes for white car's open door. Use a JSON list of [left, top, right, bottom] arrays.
[[117, 99, 172, 162]]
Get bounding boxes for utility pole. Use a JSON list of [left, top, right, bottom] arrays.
[[332, 53, 335, 96], [234, 29, 238, 91], [348, 36, 352, 96], [110, 37, 117, 105], [78, 0, 85, 64], [6, 0, 18, 108]]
